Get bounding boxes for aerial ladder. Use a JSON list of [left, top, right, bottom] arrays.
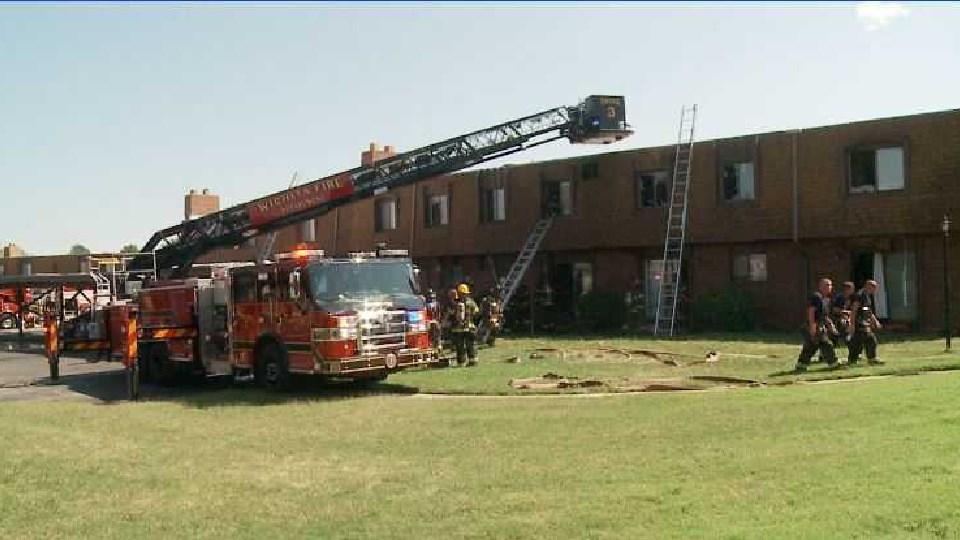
[[131, 95, 633, 277]]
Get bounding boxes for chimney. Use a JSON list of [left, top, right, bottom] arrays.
[[361, 142, 398, 167], [184, 189, 221, 220]]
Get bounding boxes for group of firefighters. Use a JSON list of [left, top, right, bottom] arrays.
[[424, 284, 503, 367], [795, 278, 884, 372]]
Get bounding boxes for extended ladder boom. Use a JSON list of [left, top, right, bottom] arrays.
[[136, 96, 632, 276]]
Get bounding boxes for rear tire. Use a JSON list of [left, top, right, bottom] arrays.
[[255, 344, 291, 392], [0, 314, 16, 330], [147, 344, 178, 386]]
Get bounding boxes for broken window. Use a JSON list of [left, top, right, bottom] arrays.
[[636, 171, 670, 208], [581, 161, 600, 180], [850, 146, 904, 193], [722, 162, 755, 201], [479, 170, 507, 223], [425, 193, 449, 228], [542, 180, 574, 217], [479, 187, 506, 223], [374, 199, 397, 232], [733, 253, 766, 282]]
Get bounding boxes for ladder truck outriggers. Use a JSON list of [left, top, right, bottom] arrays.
[[46, 95, 632, 393]]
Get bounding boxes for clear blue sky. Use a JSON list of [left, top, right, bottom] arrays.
[[1, 2, 956, 255]]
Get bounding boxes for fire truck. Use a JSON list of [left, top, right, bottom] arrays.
[[47, 95, 632, 392], [1, 288, 36, 330], [134, 248, 434, 389]]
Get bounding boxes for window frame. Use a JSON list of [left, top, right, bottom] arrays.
[[424, 192, 450, 228], [732, 252, 767, 282], [634, 169, 671, 209], [846, 142, 909, 195], [478, 170, 508, 225], [374, 197, 399, 232], [720, 160, 757, 203], [540, 178, 576, 218]]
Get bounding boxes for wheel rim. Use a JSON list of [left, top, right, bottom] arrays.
[[265, 360, 279, 384]]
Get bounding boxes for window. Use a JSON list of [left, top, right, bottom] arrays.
[[300, 219, 316, 242], [722, 162, 755, 201], [635, 171, 670, 208], [542, 180, 574, 217], [232, 272, 257, 302], [374, 199, 397, 232], [0, 263, 4, 276], [480, 186, 506, 223], [851, 250, 917, 321], [425, 194, 449, 228], [581, 161, 599, 180], [22, 260, 32, 276], [850, 146, 905, 193], [573, 262, 593, 296], [733, 253, 766, 282]]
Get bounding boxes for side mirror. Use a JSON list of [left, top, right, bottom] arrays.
[[289, 270, 302, 301]]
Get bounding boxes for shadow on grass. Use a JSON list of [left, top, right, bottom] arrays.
[[38, 368, 420, 408]]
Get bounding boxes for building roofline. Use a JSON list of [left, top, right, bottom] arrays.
[[457, 105, 960, 174]]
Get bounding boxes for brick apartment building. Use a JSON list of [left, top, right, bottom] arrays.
[[270, 109, 960, 332], [4, 110, 958, 333]]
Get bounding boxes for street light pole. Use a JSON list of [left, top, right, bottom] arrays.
[[943, 214, 952, 351]]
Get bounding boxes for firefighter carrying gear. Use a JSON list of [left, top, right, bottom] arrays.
[[452, 293, 479, 366]]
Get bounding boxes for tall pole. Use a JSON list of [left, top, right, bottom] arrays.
[[943, 214, 952, 351]]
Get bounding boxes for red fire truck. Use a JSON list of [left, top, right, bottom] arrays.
[[136, 248, 436, 389], [1, 288, 36, 329]]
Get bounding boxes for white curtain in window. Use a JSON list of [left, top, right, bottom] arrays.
[[872, 252, 888, 318], [738, 163, 756, 200], [876, 147, 905, 191], [559, 181, 574, 215], [884, 252, 918, 321], [493, 188, 506, 221], [300, 219, 316, 242], [380, 200, 397, 229]]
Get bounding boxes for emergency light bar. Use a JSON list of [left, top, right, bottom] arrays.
[[276, 249, 324, 260], [376, 249, 409, 258]]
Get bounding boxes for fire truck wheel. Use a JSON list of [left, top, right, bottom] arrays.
[[0, 314, 16, 330], [147, 344, 178, 386], [255, 344, 291, 392]]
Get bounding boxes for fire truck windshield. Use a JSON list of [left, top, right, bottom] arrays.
[[307, 260, 424, 311]]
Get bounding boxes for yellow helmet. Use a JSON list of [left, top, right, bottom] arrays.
[[457, 283, 471, 295]]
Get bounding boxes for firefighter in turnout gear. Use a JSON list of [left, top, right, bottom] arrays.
[[848, 279, 884, 365], [794, 278, 841, 372], [452, 283, 479, 366], [829, 281, 855, 347]]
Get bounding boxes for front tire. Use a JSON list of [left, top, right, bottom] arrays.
[[255, 344, 291, 392], [0, 314, 16, 330]]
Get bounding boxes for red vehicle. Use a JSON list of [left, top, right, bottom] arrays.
[[135, 249, 437, 389], [1, 288, 35, 329]]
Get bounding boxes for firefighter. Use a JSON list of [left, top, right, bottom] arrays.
[[479, 289, 502, 346], [794, 278, 841, 372], [452, 283, 479, 366], [828, 281, 855, 347], [848, 279, 884, 365], [440, 288, 458, 350]]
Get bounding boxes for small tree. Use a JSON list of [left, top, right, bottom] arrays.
[[69, 244, 91, 255], [120, 244, 140, 254]]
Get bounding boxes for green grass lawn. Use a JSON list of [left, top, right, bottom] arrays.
[[390, 334, 960, 395], [2, 372, 960, 538]]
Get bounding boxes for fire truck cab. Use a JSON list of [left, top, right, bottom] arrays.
[[136, 248, 438, 389]]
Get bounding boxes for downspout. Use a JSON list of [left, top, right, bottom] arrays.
[[332, 208, 339, 255], [792, 129, 810, 312], [792, 129, 799, 243], [409, 185, 418, 255]]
